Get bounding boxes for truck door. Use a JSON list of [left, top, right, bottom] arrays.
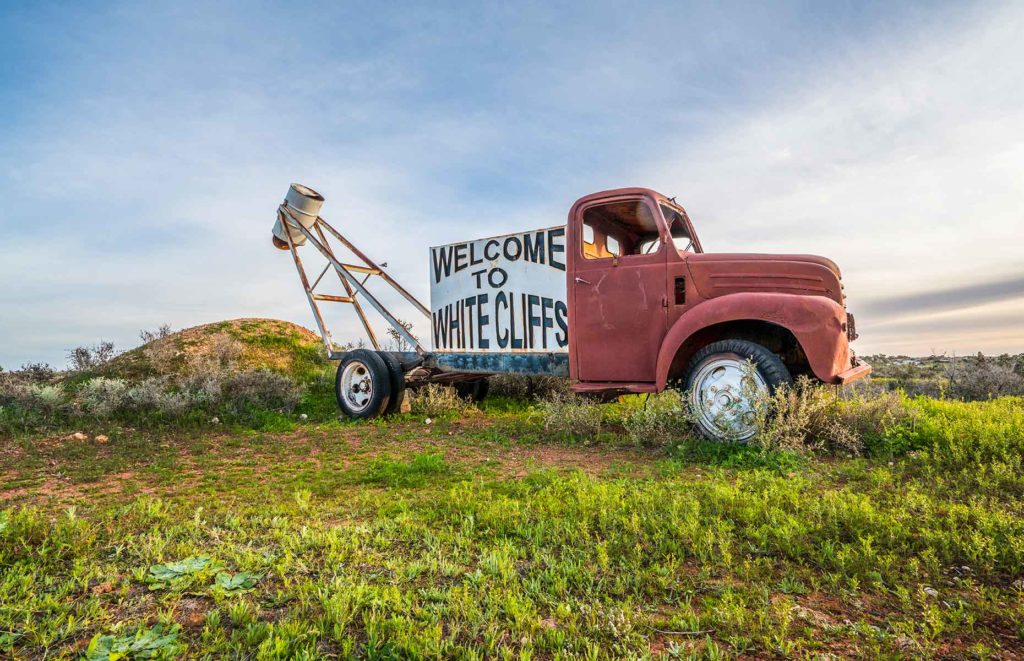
[[571, 196, 668, 382]]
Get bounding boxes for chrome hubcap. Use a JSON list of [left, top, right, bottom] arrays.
[[689, 356, 767, 441], [341, 361, 373, 412]]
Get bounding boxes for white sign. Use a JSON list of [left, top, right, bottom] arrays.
[[430, 227, 568, 352]]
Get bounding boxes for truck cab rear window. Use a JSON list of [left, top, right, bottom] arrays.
[[581, 200, 660, 259]]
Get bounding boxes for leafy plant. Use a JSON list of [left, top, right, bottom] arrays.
[[147, 556, 213, 589], [85, 623, 182, 660], [214, 571, 260, 593]]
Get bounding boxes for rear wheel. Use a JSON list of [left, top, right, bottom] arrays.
[[682, 339, 792, 442], [335, 349, 392, 419], [378, 352, 407, 415]]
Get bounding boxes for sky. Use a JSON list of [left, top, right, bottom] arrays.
[[1, 0, 1022, 368]]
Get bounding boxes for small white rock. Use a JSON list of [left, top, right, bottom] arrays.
[[425, 417, 433, 425], [210, 417, 220, 425], [300, 413, 308, 421], [923, 586, 939, 598]]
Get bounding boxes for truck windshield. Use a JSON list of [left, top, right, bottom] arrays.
[[660, 203, 696, 253]]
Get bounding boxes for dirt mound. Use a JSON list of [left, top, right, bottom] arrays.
[[86, 319, 331, 382]]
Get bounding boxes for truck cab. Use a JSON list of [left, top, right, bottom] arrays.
[[566, 188, 869, 439]]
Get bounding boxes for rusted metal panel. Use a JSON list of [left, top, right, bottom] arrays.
[[568, 193, 668, 383], [429, 228, 568, 353]]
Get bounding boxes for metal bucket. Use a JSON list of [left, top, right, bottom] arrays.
[[273, 183, 325, 249]]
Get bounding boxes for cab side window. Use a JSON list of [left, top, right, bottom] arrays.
[[581, 200, 661, 259]]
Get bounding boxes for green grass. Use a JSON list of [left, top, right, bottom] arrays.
[[2, 396, 1023, 658]]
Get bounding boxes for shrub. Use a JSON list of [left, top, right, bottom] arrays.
[[832, 390, 918, 456], [622, 391, 693, 446], [409, 383, 475, 417], [143, 338, 179, 374], [751, 377, 917, 456], [126, 377, 193, 416], [67, 341, 117, 372], [185, 333, 243, 374], [79, 377, 130, 416], [751, 377, 836, 453], [0, 378, 67, 414], [219, 369, 302, 413], [138, 324, 173, 344], [78, 369, 302, 421], [25, 384, 67, 415], [948, 359, 1024, 401], [17, 362, 56, 384], [539, 392, 603, 440]]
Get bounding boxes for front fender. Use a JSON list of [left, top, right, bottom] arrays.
[[655, 293, 852, 388]]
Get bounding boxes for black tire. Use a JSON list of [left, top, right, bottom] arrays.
[[377, 352, 407, 415], [682, 339, 792, 442], [335, 349, 392, 419], [474, 377, 489, 402], [454, 378, 489, 402]]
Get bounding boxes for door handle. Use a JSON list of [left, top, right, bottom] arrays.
[[575, 277, 591, 285]]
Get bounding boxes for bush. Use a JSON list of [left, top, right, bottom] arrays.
[[219, 369, 302, 413], [409, 383, 475, 417], [751, 377, 917, 456], [185, 333, 243, 374], [751, 377, 838, 453], [138, 324, 173, 343], [67, 341, 117, 372], [539, 392, 603, 440], [143, 339, 179, 374], [79, 377, 130, 416], [126, 377, 193, 416], [622, 391, 693, 447], [77, 370, 302, 420], [16, 363, 56, 384], [948, 359, 1024, 401]]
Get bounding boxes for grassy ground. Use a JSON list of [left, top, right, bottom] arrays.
[[2, 396, 1023, 659]]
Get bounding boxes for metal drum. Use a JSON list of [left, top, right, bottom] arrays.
[[272, 183, 324, 249]]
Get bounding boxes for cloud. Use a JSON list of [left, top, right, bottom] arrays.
[[2, 1, 1023, 367], [637, 2, 1024, 354], [862, 274, 1024, 318]]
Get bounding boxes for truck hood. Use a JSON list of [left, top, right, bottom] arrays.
[[686, 253, 845, 306]]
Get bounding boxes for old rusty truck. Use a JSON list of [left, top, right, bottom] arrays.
[[272, 183, 870, 441]]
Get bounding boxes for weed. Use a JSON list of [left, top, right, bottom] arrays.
[[356, 452, 452, 488], [409, 383, 476, 417], [85, 623, 182, 660], [622, 391, 693, 446], [539, 392, 603, 440]]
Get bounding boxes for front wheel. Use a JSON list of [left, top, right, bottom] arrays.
[[682, 339, 792, 442], [335, 350, 392, 419]]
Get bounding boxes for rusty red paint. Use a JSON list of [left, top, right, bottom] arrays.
[[565, 187, 868, 391]]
